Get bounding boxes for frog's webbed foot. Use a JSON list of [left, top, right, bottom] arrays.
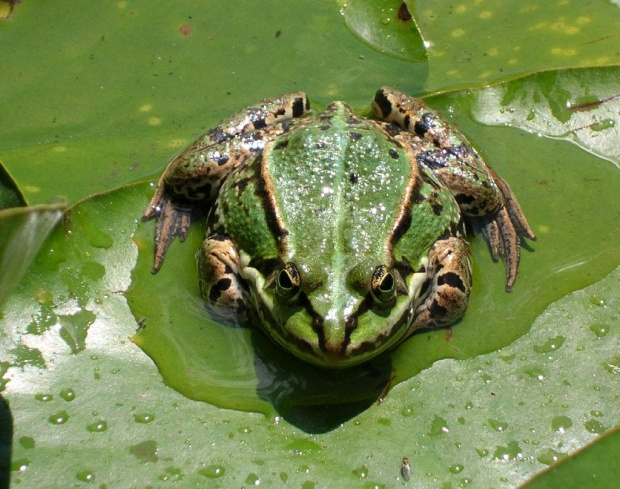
[[476, 170, 536, 292], [142, 184, 192, 274]]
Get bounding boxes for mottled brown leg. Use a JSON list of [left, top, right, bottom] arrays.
[[408, 237, 472, 334], [197, 235, 247, 324]]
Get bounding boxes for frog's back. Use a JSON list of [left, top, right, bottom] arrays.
[[212, 102, 460, 271]]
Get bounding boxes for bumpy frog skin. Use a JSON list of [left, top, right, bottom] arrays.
[[142, 88, 535, 367]]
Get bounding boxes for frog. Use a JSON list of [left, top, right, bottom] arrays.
[[142, 87, 535, 368]]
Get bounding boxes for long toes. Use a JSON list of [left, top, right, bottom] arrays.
[[151, 197, 192, 273], [482, 217, 502, 261], [495, 208, 521, 291]]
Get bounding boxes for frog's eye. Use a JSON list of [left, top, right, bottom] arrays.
[[276, 262, 302, 302], [370, 265, 397, 304]]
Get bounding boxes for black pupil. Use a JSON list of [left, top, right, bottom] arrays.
[[278, 270, 293, 289], [380, 274, 394, 292]]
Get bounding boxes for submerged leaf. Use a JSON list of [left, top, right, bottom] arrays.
[[471, 66, 620, 168]]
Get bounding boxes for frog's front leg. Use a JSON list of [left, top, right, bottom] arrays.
[[408, 237, 472, 335], [372, 86, 535, 291], [197, 235, 247, 324], [142, 92, 310, 272]]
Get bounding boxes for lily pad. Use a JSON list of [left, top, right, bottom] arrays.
[[1, 0, 619, 486], [1, 184, 619, 485], [412, 0, 620, 92], [470, 66, 620, 168]]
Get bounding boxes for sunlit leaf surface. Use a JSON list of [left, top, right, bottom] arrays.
[[0, 0, 619, 486], [471, 66, 620, 168]]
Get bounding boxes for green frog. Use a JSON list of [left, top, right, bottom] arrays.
[[142, 87, 535, 367]]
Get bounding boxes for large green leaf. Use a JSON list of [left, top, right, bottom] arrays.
[[1, 185, 619, 486], [1, 0, 619, 487], [522, 427, 620, 488]]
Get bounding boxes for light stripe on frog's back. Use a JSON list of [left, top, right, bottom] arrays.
[[263, 102, 415, 276]]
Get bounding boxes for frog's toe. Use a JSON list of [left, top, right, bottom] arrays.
[[479, 207, 521, 291], [151, 195, 192, 273]]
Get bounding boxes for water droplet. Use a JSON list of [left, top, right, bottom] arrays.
[[18, 436, 35, 449], [159, 467, 183, 482], [476, 448, 489, 458], [457, 416, 466, 425], [59, 388, 76, 402], [602, 356, 620, 374], [590, 119, 614, 131], [551, 415, 573, 432], [134, 413, 155, 424], [492, 441, 523, 461], [523, 367, 546, 381], [429, 416, 449, 436], [526, 109, 536, 121], [76, 469, 95, 483], [129, 440, 158, 463], [48, 410, 69, 425], [301, 481, 316, 489], [584, 419, 606, 434], [537, 449, 567, 465], [488, 418, 508, 433], [285, 440, 322, 455], [590, 324, 610, 338], [589, 295, 607, 307], [353, 464, 368, 479], [533, 335, 565, 353], [590, 410, 603, 417], [10, 458, 31, 472], [238, 426, 253, 434], [279, 472, 288, 482], [245, 472, 260, 485], [34, 393, 54, 402], [199, 464, 226, 478], [86, 420, 108, 432], [377, 418, 391, 426], [401, 406, 414, 417], [448, 463, 464, 474]]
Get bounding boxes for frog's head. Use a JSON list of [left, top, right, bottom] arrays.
[[245, 257, 426, 367]]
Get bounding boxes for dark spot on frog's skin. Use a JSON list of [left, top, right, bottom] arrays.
[[414, 113, 434, 138], [348, 132, 362, 142], [388, 148, 399, 159], [274, 139, 289, 150], [316, 141, 325, 149], [403, 114, 411, 129], [209, 234, 229, 242], [209, 278, 232, 304], [349, 173, 359, 184], [275, 107, 286, 116], [430, 299, 448, 317], [217, 154, 230, 166], [431, 201, 443, 216], [252, 116, 267, 130], [292, 97, 305, 118], [347, 117, 362, 125], [437, 272, 466, 292], [455, 193, 475, 205], [319, 124, 331, 131]]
